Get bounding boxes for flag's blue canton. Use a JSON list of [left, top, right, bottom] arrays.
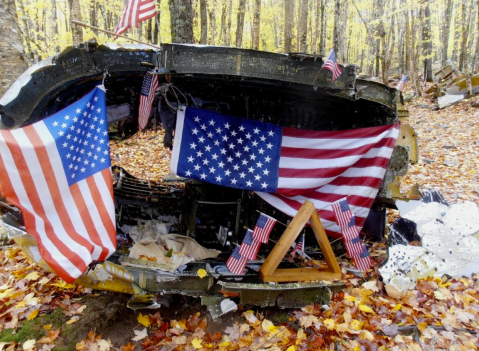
[[360, 245, 370, 258], [351, 237, 361, 244], [339, 199, 350, 213], [348, 216, 356, 228], [256, 214, 269, 229], [45, 87, 110, 187], [177, 108, 282, 192], [231, 246, 242, 259], [243, 229, 254, 245], [141, 75, 153, 96]]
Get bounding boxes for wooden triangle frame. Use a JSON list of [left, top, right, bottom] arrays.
[[259, 200, 342, 283]]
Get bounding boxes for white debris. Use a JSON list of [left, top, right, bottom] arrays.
[[437, 94, 464, 109]]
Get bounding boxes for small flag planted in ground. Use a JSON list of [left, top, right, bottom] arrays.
[[138, 73, 159, 130], [239, 229, 261, 260], [226, 246, 248, 275], [397, 75, 408, 91], [332, 197, 372, 271], [323, 49, 343, 83], [291, 233, 305, 257], [252, 213, 277, 243]]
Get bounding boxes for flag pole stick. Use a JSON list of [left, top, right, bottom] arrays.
[[312, 65, 324, 85], [70, 20, 162, 50]]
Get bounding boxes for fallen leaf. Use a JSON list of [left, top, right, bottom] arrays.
[[359, 304, 375, 314], [66, 316, 80, 325], [385, 284, 403, 299], [27, 309, 39, 320], [362, 280, 379, 292], [43, 325, 52, 330], [196, 269, 207, 278], [137, 313, 150, 327], [22, 340, 36, 351], [120, 342, 136, 351], [24, 272, 40, 281], [191, 337, 203, 349], [132, 328, 148, 342], [98, 339, 112, 351], [37, 329, 60, 344]]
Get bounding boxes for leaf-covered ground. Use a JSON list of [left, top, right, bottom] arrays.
[[2, 94, 479, 350]]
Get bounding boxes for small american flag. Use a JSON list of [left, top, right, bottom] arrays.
[[114, 0, 157, 37], [226, 246, 248, 275], [397, 75, 408, 92], [323, 49, 342, 83], [332, 197, 372, 271], [138, 73, 159, 130], [252, 213, 277, 243], [291, 233, 305, 257], [0, 86, 116, 282], [239, 229, 261, 260]]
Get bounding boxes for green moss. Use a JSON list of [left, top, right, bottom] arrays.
[[0, 308, 74, 351]]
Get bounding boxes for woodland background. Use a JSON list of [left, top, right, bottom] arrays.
[[1, 0, 478, 97]]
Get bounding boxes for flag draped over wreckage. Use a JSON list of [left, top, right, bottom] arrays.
[[0, 86, 116, 282], [170, 107, 400, 238]]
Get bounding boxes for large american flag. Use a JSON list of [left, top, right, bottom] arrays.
[[170, 107, 400, 238], [323, 49, 342, 83], [138, 73, 158, 130], [0, 86, 116, 283], [114, 0, 157, 37]]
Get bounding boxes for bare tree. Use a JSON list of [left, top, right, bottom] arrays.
[[252, 0, 261, 50], [298, 0, 308, 52], [69, 0, 83, 45], [169, 0, 194, 43], [458, 0, 467, 71], [333, 0, 340, 52], [319, 0, 326, 55], [200, 0, 208, 44], [422, 0, 432, 81], [0, 0, 28, 97], [235, 0, 246, 47], [283, 0, 294, 52], [208, 0, 216, 45]]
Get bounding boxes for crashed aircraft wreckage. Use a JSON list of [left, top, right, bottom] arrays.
[[0, 41, 416, 309]]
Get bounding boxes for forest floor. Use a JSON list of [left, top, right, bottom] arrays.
[[1, 91, 479, 351]]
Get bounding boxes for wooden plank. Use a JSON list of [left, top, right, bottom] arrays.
[[261, 268, 341, 283], [309, 211, 342, 274], [259, 201, 315, 276]]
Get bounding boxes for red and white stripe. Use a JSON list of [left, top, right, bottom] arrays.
[[252, 214, 277, 243], [138, 74, 159, 130], [115, 0, 157, 37], [0, 124, 116, 283], [239, 240, 261, 260], [256, 122, 400, 238]]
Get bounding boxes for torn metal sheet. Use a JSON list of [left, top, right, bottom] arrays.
[[437, 94, 464, 109], [381, 201, 479, 293]]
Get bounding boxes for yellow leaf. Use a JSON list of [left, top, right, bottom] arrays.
[[360, 330, 374, 341], [393, 304, 402, 311], [27, 310, 39, 320], [66, 316, 80, 325], [137, 313, 150, 327], [22, 339, 36, 351], [323, 318, 336, 330], [286, 346, 296, 351], [50, 280, 76, 289], [197, 269, 207, 279], [43, 324, 52, 330], [434, 291, 447, 300], [359, 305, 375, 314], [191, 338, 203, 349], [350, 319, 363, 330], [24, 272, 40, 281], [344, 294, 356, 302], [417, 322, 427, 332]]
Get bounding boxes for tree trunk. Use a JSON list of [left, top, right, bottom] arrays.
[[407, 6, 421, 95], [283, 0, 294, 53], [208, 0, 216, 45], [312, 0, 320, 53], [319, 0, 326, 55], [340, 0, 348, 62], [421, 0, 432, 81], [442, 0, 453, 64], [0, 0, 28, 98], [169, 0, 194, 43], [219, 0, 227, 43], [333, 0, 340, 52], [475, 0, 479, 70], [458, 0, 467, 71], [69, 0, 83, 45], [298, 0, 308, 52], [235, 0, 246, 47], [252, 0, 261, 50], [50, 0, 59, 52], [199, 0, 207, 44], [398, 13, 405, 73], [225, 0, 232, 46]]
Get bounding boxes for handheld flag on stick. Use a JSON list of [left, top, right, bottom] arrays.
[[115, 0, 157, 37], [332, 197, 372, 271], [252, 213, 277, 243], [291, 233, 305, 257], [323, 49, 343, 83], [226, 246, 248, 275], [138, 73, 159, 130], [0, 86, 116, 282], [239, 229, 261, 260]]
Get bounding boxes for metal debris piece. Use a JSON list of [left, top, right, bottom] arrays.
[[437, 94, 464, 109]]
